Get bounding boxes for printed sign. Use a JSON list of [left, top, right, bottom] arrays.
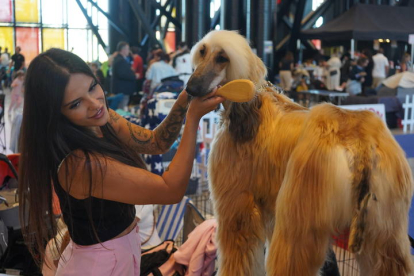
[[340, 104, 386, 122]]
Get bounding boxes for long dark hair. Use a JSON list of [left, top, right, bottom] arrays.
[[18, 48, 146, 266]]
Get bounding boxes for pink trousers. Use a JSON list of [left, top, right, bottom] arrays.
[[56, 226, 141, 275]]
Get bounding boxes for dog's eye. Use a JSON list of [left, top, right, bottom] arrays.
[[217, 56, 229, 63], [200, 49, 205, 56]]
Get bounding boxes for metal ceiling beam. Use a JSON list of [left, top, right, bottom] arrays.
[[277, 0, 293, 24], [127, 0, 163, 49], [150, 0, 182, 28], [75, 0, 107, 52], [86, 0, 128, 38], [210, 9, 220, 30], [289, 0, 306, 51], [161, 0, 175, 39], [302, 0, 332, 30], [141, 0, 173, 46], [283, 16, 292, 29]]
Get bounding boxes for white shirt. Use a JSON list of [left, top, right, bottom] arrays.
[[174, 53, 192, 75], [327, 57, 341, 70], [146, 61, 177, 90], [372, 53, 389, 78], [135, 205, 162, 248], [1, 53, 9, 67], [313, 66, 327, 81]]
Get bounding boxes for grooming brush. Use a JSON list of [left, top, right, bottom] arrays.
[[216, 79, 255, 102]]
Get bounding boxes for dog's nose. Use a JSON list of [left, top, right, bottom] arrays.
[[186, 86, 197, 97]]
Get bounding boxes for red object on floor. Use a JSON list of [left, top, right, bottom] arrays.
[[332, 229, 350, 250], [0, 153, 19, 185]]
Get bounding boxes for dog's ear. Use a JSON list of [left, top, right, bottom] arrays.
[[228, 95, 262, 143], [248, 55, 267, 84]]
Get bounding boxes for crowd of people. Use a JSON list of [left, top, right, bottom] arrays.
[[280, 47, 412, 105], [87, 41, 193, 111], [0, 46, 25, 123]]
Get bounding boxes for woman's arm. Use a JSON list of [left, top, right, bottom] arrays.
[[60, 90, 224, 205], [108, 91, 189, 155]]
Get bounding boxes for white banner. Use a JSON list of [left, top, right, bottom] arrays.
[[340, 104, 386, 122]]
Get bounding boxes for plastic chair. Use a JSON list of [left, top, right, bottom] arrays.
[[156, 196, 191, 241]]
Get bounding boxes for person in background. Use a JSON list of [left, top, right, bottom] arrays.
[[172, 42, 192, 85], [3, 47, 10, 59], [278, 51, 294, 92], [372, 48, 389, 88], [89, 62, 105, 87], [346, 57, 369, 95], [131, 46, 144, 92], [0, 48, 10, 69], [8, 70, 25, 120], [313, 59, 327, 83], [326, 51, 341, 91], [10, 46, 25, 79], [148, 48, 163, 69], [20, 48, 224, 275], [111, 41, 137, 109], [146, 51, 177, 92], [399, 53, 412, 73], [361, 49, 374, 93], [296, 75, 310, 107], [146, 45, 161, 65]]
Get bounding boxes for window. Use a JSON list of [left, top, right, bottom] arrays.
[[0, 0, 108, 64]]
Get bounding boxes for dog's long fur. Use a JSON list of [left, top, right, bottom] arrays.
[[187, 30, 414, 276]]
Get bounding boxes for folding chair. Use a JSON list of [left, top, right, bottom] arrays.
[[156, 196, 191, 242], [182, 201, 205, 243]]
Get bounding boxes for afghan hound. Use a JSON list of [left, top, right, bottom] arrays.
[[185, 30, 414, 276]]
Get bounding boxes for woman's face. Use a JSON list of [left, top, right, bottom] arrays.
[[61, 73, 108, 130]]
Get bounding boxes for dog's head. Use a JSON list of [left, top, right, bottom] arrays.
[[186, 30, 267, 97]]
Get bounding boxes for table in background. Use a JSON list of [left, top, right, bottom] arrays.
[[298, 90, 349, 105]]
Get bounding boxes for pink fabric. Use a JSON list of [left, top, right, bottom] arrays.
[[56, 226, 141, 276], [9, 77, 23, 112], [174, 219, 217, 276]]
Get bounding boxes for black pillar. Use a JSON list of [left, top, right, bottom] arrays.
[[109, 0, 139, 54], [175, 0, 182, 46], [220, 0, 244, 33], [191, 0, 210, 42], [288, 0, 306, 55], [197, 0, 210, 39], [183, 0, 194, 46]]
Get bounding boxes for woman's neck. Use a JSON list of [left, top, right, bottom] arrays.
[[90, 126, 103, 138]]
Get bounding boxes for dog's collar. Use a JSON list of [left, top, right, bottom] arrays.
[[257, 81, 282, 93]]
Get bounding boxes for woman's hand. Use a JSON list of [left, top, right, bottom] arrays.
[[186, 87, 225, 121]]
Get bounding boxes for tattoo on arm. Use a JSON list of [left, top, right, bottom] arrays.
[[110, 110, 121, 123], [127, 121, 154, 145], [154, 104, 188, 150]]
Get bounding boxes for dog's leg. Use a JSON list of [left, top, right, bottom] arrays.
[[215, 191, 266, 276], [353, 163, 414, 276], [267, 145, 353, 276]]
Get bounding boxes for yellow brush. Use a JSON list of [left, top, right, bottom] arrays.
[[216, 79, 255, 102]]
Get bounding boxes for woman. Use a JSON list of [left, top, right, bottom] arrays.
[[346, 57, 369, 95], [278, 51, 294, 92], [326, 52, 342, 91], [19, 48, 224, 275], [399, 53, 412, 73]]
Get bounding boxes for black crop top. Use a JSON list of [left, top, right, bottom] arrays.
[[54, 180, 136, 246]]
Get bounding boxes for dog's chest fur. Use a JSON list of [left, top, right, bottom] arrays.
[[208, 93, 308, 206]]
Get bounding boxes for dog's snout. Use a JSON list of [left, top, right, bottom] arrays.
[[186, 86, 197, 97]]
